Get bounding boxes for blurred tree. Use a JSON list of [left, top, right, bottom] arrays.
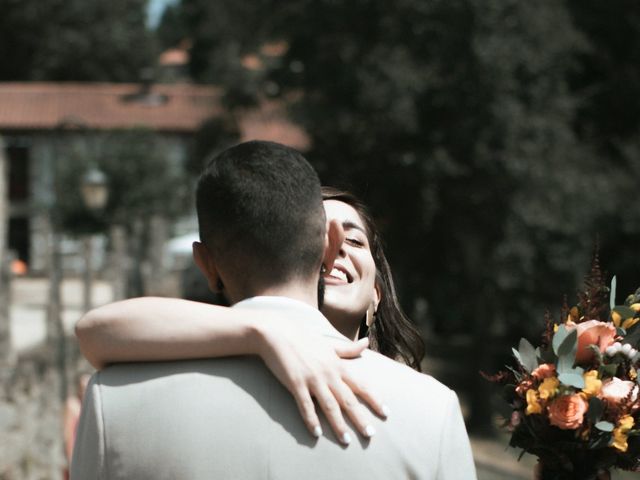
[[0, 0, 157, 81], [566, 0, 640, 295], [156, 3, 189, 50]]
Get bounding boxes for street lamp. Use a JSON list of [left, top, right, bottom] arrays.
[[80, 168, 109, 211], [80, 167, 108, 312]]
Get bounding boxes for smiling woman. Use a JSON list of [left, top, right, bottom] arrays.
[[320, 187, 425, 371], [321, 199, 380, 341]]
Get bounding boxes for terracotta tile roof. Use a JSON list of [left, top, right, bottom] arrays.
[[0, 82, 311, 149], [238, 99, 310, 151], [159, 48, 189, 66], [0, 82, 223, 133]]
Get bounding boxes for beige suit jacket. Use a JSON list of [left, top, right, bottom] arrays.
[[71, 296, 476, 480]]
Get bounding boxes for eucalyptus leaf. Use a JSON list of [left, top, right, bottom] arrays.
[[616, 327, 626, 337], [586, 344, 603, 365], [557, 353, 574, 374], [610, 275, 617, 311], [552, 325, 569, 356], [557, 329, 578, 358], [518, 338, 538, 373], [506, 365, 524, 382], [595, 421, 614, 432], [587, 397, 604, 423], [556, 330, 577, 374], [599, 363, 619, 379], [613, 306, 636, 320], [558, 372, 585, 389], [538, 348, 556, 364], [589, 434, 612, 449], [623, 325, 640, 348], [512, 347, 523, 368]]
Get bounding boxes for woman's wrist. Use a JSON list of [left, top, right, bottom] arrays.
[[236, 313, 273, 359]]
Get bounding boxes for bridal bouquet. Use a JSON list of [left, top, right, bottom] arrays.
[[492, 263, 640, 479]]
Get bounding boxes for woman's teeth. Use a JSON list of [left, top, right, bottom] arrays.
[[329, 268, 348, 282]]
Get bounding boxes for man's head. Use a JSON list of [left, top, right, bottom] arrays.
[[193, 140, 326, 303]]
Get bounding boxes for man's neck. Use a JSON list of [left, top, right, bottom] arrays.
[[227, 280, 319, 309]]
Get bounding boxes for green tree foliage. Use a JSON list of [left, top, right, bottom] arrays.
[[156, 4, 189, 50], [0, 0, 156, 81], [157, 0, 640, 432], [55, 130, 189, 234]]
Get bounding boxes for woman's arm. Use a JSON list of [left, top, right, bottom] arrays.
[[75, 297, 388, 444]]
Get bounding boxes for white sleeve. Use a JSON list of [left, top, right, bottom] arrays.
[[436, 390, 477, 480], [70, 374, 106, 480]]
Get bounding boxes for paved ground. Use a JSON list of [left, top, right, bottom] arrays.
[[7, 277, 637, 479], [9, 277, 113, 351]]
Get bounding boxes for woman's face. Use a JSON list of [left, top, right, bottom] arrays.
[[321, 200, 379, 336]]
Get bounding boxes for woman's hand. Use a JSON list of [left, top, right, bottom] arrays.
[[252, 318, 389, 445]]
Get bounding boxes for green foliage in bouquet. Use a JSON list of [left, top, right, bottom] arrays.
[[488, 260, 640, 479]]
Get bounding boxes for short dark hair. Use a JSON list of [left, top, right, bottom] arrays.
[[196, 141, 325, 286]]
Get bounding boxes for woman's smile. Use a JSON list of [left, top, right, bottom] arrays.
[[324, 263, 352, 285]]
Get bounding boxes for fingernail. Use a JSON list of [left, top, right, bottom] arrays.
[[341, 432, 352, 445], [364, 425, 376, 437], [312, 425, 322, 438], [382, 405, 391, 418]]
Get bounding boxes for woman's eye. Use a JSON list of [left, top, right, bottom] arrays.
[[346, 237, 365, 247]]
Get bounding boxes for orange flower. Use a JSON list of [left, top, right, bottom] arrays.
[[532, 363, 556, 380], [547, 394, 588, 430], [566, 320, 616, 364]]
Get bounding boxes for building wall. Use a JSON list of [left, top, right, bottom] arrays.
[[2, 131, 193, 276]]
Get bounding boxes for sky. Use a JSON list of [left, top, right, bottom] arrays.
[[147, 0, 179, 28]]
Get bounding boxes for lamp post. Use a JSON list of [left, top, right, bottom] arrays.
[[80, 168, 108, 312]]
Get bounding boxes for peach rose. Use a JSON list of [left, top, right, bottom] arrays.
[[566, 320, 616, 364], [599, 378, 638, 403], [532, 363, 556, 380], [547, 394, 588, 430]]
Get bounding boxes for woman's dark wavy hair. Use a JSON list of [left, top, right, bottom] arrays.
[[321, 187, 425, 371]]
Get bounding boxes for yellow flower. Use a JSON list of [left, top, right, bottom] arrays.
[[526, 389, 543, 415], [630, 367, 637, 381], [631, 303, 640, 312], [620, 415, 634, 430], [553, 323, 559, 333], [612, 311, 622, 328], [582, 370, 602, 397], [612, 415, 635, 453], [622, 317, 640, 330], [538, 377, 560, 400]]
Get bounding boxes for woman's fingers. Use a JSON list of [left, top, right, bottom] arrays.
[[291, 384, 323, 438], [329, 380, 377, 440], [333, 337, 369, 359], [342, 372, 389, 419], [311, 381, 353, 445]]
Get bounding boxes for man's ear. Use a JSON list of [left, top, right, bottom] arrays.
[[322, 219, 344, 274], [192, 241, 223, 293]]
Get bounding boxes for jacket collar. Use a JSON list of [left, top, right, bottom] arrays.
[[233, 296, 348, 341]]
